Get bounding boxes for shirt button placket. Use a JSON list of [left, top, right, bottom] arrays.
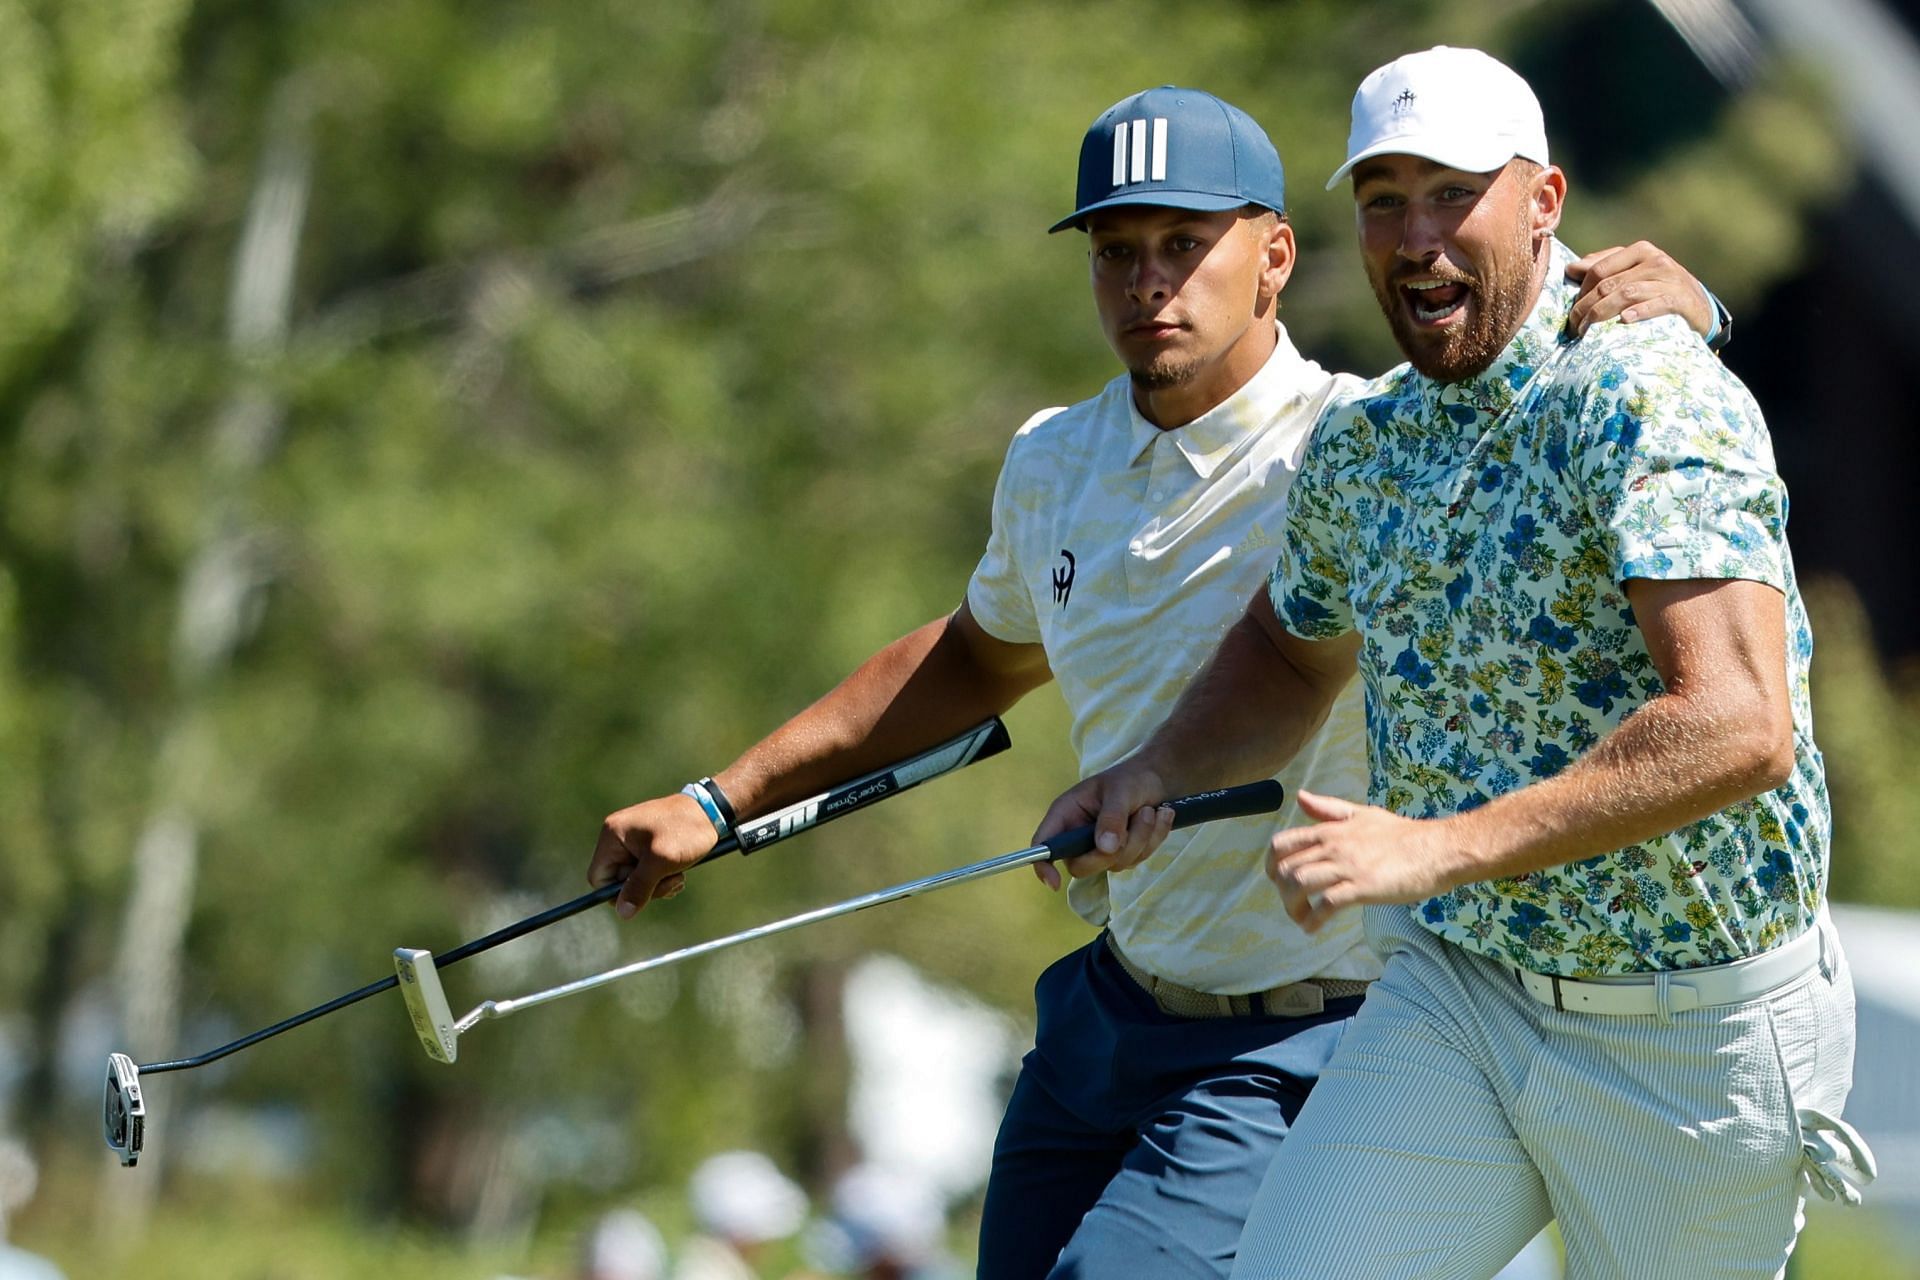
[[1128, 443, 1178, 603]]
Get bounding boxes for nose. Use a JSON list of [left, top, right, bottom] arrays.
[[1397, 205, 1445, 267], [1128, 252, 1171, 306]]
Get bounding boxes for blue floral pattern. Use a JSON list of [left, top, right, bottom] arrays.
[[1270, 240, 1828, 975]]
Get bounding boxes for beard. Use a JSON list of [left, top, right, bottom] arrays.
[[1369, 210, 1543, 383], [1128, 353, 1203, 391]]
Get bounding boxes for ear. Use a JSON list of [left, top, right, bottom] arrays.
[[1256, 217, 1297, 308], [1530, 165, 1566, 240]]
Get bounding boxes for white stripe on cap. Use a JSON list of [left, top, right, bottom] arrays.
[[1110, 117, 1172, 188]]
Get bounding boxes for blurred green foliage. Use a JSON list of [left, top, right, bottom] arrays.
[[0, 0, 1908, 1273]]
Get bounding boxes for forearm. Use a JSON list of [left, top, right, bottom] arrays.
[[715, 610, 1047, 819], [1436, 687, 1793, 885], [1133, 609, 1347, 796]]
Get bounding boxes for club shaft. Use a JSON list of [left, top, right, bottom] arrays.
[[459, 779, 1288, 1032], [136, 976, 402, 1074], [133, 718, 1011, 1074], [468, 844, 1054, 1027]]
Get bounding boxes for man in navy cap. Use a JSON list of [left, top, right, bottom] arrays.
[[587, 85, 1721, 1278]]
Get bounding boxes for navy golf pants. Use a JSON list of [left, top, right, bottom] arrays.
[[975, 934, 1362, 1279]]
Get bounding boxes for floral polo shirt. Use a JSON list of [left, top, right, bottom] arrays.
[[1269, 239, 1827, 976]]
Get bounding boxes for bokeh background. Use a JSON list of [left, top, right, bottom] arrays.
[[2, 0, 1917, 1275]]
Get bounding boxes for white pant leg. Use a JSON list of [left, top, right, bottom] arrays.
[[1232, 907, 1861, 1280], [1230, 910, 1552, 1280], [1522, 922, 1859, 1279]]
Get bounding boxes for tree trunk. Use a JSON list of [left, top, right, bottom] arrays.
[[96, 89, 312, 1232]]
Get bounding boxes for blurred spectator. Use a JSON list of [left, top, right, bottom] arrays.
[[579, 1208, 671, 1280], [807, 1165, 958, 1280], [674, 1151, 808, 1280], [0, 1140, 63, 1280]]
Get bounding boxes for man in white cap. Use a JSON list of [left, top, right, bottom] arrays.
[[675, 1150, 808, 1280], [813, 1164, 959, 1280], [578, 1208, 670, 1280], [1039, 46, 1873, 1278], [590, 80, 1724, 1278]]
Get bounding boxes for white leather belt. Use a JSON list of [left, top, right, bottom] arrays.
[[1513, 923, 1824, 1016]]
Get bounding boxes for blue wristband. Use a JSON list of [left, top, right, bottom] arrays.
[[680, 780, 732, 840]]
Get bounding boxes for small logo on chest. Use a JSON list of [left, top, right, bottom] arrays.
[[1052, 549, 1076, 607]]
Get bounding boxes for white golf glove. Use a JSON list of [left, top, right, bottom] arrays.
[[1796, 1106, 1877, 1206]]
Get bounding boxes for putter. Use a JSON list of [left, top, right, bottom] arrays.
[[101, 718, 1011, 1166], [397, 779, 1285, 1063]]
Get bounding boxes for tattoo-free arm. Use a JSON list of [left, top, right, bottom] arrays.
[[589, 602, 1051, 915], [1269, 577, 1795, 929], [1031, 589, 1359, 882], [1443, 576, 1792, 874], [716, 602, 1051, 818]]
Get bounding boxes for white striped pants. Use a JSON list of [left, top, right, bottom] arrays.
[[1230, 905, 1857, 1279]]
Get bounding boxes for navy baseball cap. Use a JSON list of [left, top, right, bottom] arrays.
[[1049, 86, 1287, 233]]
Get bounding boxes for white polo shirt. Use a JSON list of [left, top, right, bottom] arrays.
[[967, 326, 1379, 993]]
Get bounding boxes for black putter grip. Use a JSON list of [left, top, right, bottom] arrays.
[[1040, 780, 1287, 860]]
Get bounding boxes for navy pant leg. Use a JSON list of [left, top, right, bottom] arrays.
[[1049, 1068, 1302, 1280], [975, 937, 1359, 1280], [976, 1067, 1134, 1279]]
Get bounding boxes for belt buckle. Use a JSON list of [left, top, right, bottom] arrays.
[[1262, 982, 1326, 1018]]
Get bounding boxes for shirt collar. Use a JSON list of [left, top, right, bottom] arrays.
[[1125, 323, 1318, 476], [1429, 237, 1578, 418]]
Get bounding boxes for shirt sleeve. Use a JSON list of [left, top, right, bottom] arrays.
[[1267, 422, 1355, 639], [1570, 329, 1790, 589], [965, 422, 1046, 645]]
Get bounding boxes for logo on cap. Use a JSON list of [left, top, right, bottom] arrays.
[[1050, 87, 1285, 233], [1111, 117, 1170, 187], [1392, 89, 1417, 116]]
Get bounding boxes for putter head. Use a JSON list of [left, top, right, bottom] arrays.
[[394, 948, 459, 1064], [103, 1053, 146, 1167]]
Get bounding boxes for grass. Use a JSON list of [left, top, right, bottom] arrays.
[[12, 1163, 1916, 1278]]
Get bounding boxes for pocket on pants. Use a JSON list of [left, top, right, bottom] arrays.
[[1760, 957, 1874, 1205]]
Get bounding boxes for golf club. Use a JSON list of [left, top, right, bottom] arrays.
[[102, 717, 1011, 1166], [396, 779, 1286, 1064]]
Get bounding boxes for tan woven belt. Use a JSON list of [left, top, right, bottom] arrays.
[[1107, 934, 1371, 1019]]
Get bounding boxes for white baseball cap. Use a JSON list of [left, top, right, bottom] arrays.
[[689, 1150, 808, 1244], [581, 1209, 669, 1280], [828, 1164, 947, 1266], [1325, 46, 1549, 190]]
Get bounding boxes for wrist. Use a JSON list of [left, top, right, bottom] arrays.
[[700, 775, 739, 830], [1125, 744, 1179, 800], [1699, 282, 1733, 351], [1430, 810, 1493, 891], [679, 778, 736, 843]]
